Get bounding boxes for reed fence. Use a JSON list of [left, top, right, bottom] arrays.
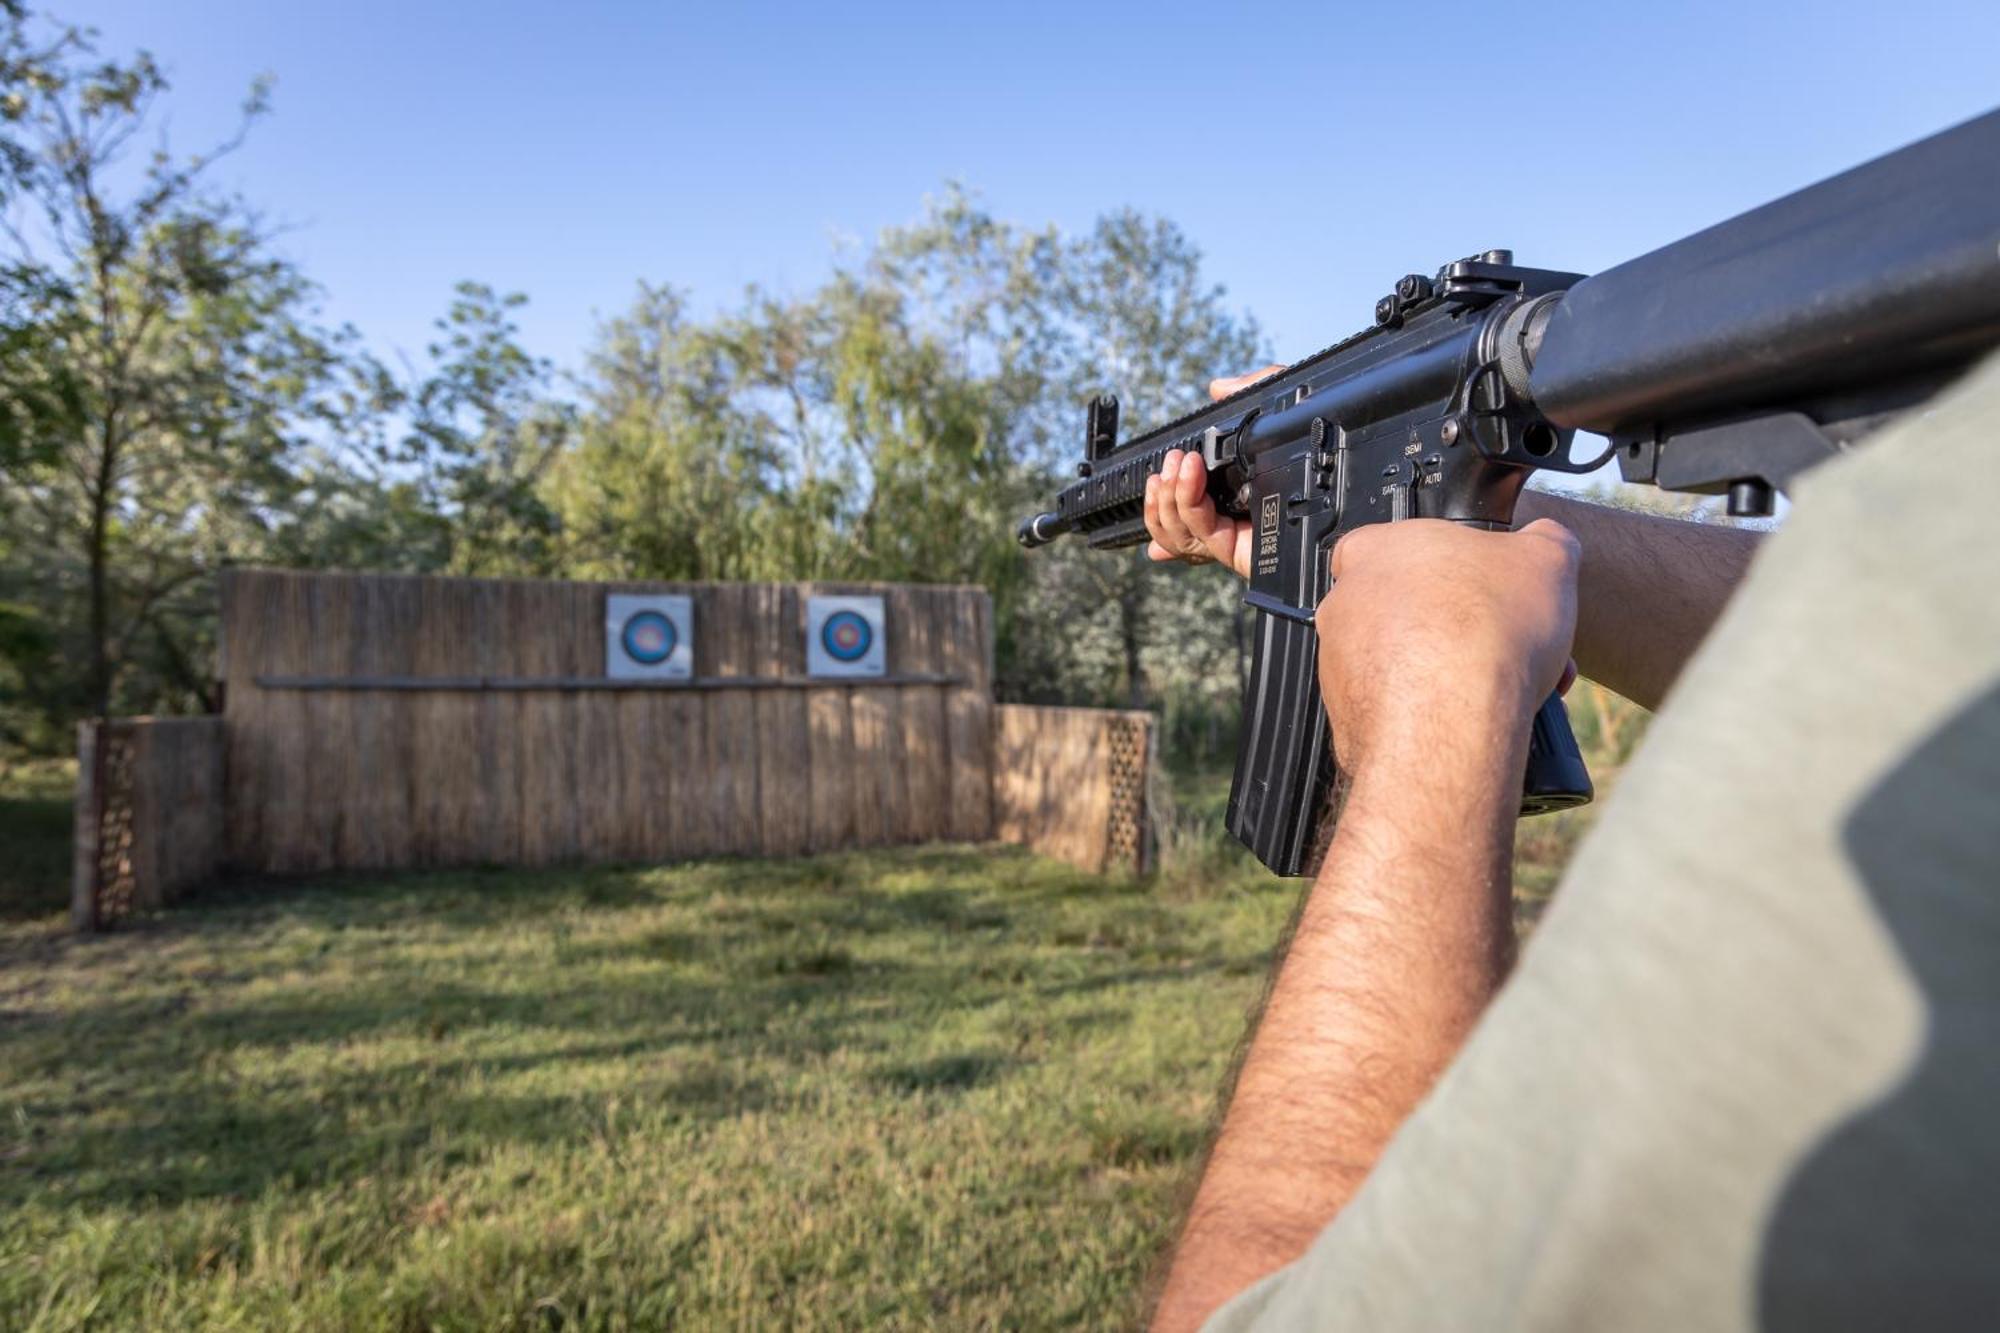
[[71, 717, 225, 929], [72, 570, 1157, 927]]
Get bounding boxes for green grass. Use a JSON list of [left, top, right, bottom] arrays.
[[1, 847, 1297, 1330], [0, 690, 1642, 1329], [1, 757, 74, 923]]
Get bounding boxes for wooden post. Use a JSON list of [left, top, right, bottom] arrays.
[[70, 719, 102, 933]]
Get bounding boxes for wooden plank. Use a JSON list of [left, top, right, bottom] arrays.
[[70, 721, 100, 930], [660, 587, 717, 861], [219, 572, 265, 870], [409, 576, 482, 866], [326, 576, 376, 870], [227, 573, 273, 872], [603, 578, 703, 862], [371, 575, 423, 870], [574, 582, 632, 862], [471, 579, 519, 867], [332, 576, 382, 868], [266, 572, 320, 874], [893, 587, 949, 843], [847, 685, 899, 846], [126, 719, 225, 910], [805, 680, 854, 852], [943, 589, 993, 842], [513, 579, 581, 866], [701, 584, 761, 857], [300, 571, 344, 872], [615, 691, 661, 862], [661, 680, 708, 860], [992, 704, 1122, 873], [752, 585, 811, 856]]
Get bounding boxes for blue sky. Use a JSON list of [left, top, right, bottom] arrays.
[[44, 0, 2000, 381]]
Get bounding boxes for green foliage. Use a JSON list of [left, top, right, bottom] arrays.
[[398, 283, 573, 577], [0, 6, 378, 724], [0, 599, 64, 751], [0, 752, 70, 919], [549, 283, 776, 580]]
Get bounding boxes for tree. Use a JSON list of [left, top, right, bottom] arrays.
[[869, 193, 1264, 711], [1037, 210, 1262, 707], [549, 282, 782, 581], [396, 282, 571, 577], [553, 259, 1026, 602], [551, 192, 1261, 716], [0, 8, 369, 718]]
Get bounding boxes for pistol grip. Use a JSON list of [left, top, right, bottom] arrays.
[[1521, 690, 1593, 816]]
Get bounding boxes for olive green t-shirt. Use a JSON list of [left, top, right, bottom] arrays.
[[1205, 353, 2000, 1332]]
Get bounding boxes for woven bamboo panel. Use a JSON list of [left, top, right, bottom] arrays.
[[991, 704, 1156, 876], [218, 570, 995, 875], [71, 717, 226, 929]]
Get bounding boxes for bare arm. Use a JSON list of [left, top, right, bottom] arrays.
[[1150, 519, 1581, 1332], [1513, 489, 1761, 710]]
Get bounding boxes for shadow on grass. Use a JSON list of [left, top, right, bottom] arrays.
[[19, 1062, 788, 1211], [0, 791, 73, 922], [4, 846, 1273, 1215], [873, 1051, 1013, 1094]]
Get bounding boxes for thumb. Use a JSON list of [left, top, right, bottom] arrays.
[[1208, 364, 1288, 402]]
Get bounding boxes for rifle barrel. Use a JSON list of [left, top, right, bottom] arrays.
[[1528, 108, 2000, 433]]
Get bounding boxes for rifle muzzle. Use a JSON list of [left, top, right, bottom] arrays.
[[1017, 512, 1065, 548]]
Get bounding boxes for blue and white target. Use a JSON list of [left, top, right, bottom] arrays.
[[605, 593, 692, 680], [806, 595, 886, 677]]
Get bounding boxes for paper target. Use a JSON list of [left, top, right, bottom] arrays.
[[806, 595, 886, 677], [606, 594, 693, 680]]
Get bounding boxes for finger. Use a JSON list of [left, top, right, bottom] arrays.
[[1171, 453, 1238, 565], [1328, 526, 1371, 580], [1207, 363, 1288, 402], [1172, 451, 1214, 531], [1154, 451, 1198, 553], [1148, 539, 1174, 563], [1143, 473, 1164, 545], [1516, 517, 1582, 569]]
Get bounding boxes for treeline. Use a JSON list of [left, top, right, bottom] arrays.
[[0, 6, 1261, 757]]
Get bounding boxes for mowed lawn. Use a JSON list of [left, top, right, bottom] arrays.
[[3, 836, 1295, 1329], [0, 710, 1633, 1331]]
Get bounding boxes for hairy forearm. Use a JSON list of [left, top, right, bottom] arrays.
[[1514, 489, 1761, 709], [1151, 690, 1527, 1332]]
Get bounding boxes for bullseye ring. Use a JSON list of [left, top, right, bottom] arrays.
[[821, 610, 873, 663], [620, 610, 677, 666]]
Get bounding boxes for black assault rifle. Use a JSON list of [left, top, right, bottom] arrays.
[[1018, 109, 2000, 876]]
